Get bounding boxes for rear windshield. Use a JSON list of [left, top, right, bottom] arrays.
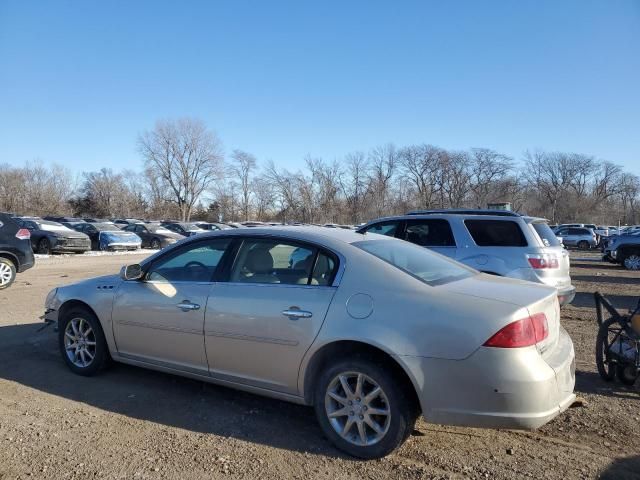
[[530, 222, 561, 247], [464, 219, 528, 247], [353, 239, 475, 286]]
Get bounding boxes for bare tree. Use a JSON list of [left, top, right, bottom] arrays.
[[138, 118, 224, 221], [230, 150, 257, 221], [339, 151, 369, 224], [468, 148, 514, 208], [368, 144, 398, 217]]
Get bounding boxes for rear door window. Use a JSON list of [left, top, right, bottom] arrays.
[[404, 219, 456, 247], [464, 220, 528, 247]]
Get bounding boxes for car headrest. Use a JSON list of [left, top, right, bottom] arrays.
[[246, 248, 274, 274]]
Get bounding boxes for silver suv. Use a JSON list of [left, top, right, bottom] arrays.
[[358, 209, 575, 306], [553, 226, 597, 249]]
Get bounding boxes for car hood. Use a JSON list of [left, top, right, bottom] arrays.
[[445, 273, 556, 307]]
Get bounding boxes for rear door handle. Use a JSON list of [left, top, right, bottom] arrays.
[[282, 309, 313, 320], [177, 301, 200, 312]]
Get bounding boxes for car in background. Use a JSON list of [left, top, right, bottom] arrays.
[[71, 222, 142, 251], [112, 218, 144, 228], [358, 209, 575, 306], [161, 221, 206, 237], [44, 226, 575, 459], [0, 212, 34, 289], [193, 221, 233, 231], [553, 226, 597, 250], [603, 231, 640, 268], [123, 223, 183, 249], [43, 216, 86, 225], [17, 218, 91, 254]]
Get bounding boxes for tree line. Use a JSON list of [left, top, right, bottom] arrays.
[[1, 117, 639, 225]]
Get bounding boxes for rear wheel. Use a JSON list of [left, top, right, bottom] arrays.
[[38, 238, 52, 254], [595, 318, 618, 381], [58, 307, 110, 376], [623, 254, 640, 271], [313, 357, 417, 459], [578, 240, 589, 250], [0, 257, 16, 290]]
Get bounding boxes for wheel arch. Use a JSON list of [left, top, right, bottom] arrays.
[[0, 251, 19, 268], [301, 340, 421, 413], [58, 299, 100, 330]]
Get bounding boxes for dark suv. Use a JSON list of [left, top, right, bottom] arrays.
[[358, 209, 575, 306], [0, 212, 35, 289]]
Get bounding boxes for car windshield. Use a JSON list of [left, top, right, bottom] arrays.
[[354, 239, 475, 286], [94, 223, 120, 231], [39, 221, 72, 232], [531, 222, 561, 247]]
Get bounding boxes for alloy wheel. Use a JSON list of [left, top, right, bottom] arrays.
[[324, 372, 391, 446], [624, 255, 640, 271], [64, 317, 97, 368], [0, 261, 13, 287]]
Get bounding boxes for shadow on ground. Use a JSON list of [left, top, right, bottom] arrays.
[[600, 455, 640, 480], [574, 370, 638, 400], [0, 323, 346, 458], [570, 292, 639, 310]]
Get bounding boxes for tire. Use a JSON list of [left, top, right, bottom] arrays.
[[616, 363, 638, 386], [623, 254, 640, 271], [58, 306, 110, 376], [38, 238, 52, 255], [313, 357, 418, 459], [577, 240, 589, 250], [595, 318, 618, 382], [0, 257, 17, 290], [150, 238, 161, 249]]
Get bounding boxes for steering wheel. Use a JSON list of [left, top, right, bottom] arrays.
[[185, 261, 206, 269]]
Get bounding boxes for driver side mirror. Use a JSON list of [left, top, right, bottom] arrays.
[[120, 264, 143, 281]]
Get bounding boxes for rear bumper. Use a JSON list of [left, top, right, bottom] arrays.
[[557, 285, 576, 307], [399, 328, 576, 430]]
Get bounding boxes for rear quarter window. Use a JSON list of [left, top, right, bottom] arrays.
[[464, 219, 528, 247], [530, 222, 561, 247]]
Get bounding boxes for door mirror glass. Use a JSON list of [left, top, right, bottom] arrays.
[[120, 264, 143, 281]]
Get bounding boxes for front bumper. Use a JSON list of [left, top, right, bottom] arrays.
[[399, 328, 576, 430], [104, 242, 141, 250], [52, 245, 90, 253]]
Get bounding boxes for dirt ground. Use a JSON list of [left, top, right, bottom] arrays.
[[0, 251, 639, 479]]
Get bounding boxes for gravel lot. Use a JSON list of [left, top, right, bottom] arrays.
[[0, 251, 638, 479]]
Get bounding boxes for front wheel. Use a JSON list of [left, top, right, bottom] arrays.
[[578, 240, 589, 250], [623, 254, 640, 271], [313, 358, 418, 459], [58, 307, 110, 376], [38, 238, 52, 255], [150, 238, 161, 249], [0, 257, 16, 290]]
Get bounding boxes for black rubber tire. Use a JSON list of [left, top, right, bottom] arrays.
[[58, 306, 110, 376], [313, 357, 418, 459], [150, 238, 161, 249], [616, 363, 638, 386], [578, 240, 589, 250], [38, 238, 51, 255], [0, 257, 17, 290], [595, 318, 618, 382]]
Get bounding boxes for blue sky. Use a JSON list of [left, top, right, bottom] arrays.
[[1, 0, 639, 174]]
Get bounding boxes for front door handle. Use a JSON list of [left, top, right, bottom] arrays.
[[177, 301, 200, 312], [282, 309, 313, 320]]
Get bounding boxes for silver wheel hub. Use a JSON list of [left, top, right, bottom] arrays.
[[625, 255, 640, 270], [0, 263, 12, 285], [325, 372, 391, 446], [64, 317, 97, 368]]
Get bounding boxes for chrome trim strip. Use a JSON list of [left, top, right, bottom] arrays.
[[116, 319, 202, 335], [204, 330, 298, 346]]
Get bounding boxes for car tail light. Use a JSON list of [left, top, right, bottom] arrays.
[[483, 313, 549, 348], [526, 253, 559, 269], [15, 228, 31, 240]]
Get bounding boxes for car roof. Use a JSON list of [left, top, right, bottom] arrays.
[[359, 213, 548, 226]]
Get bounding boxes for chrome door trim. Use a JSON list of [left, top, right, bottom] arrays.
[[204, 330, 299, 346], [115, 319, 202, 335]]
